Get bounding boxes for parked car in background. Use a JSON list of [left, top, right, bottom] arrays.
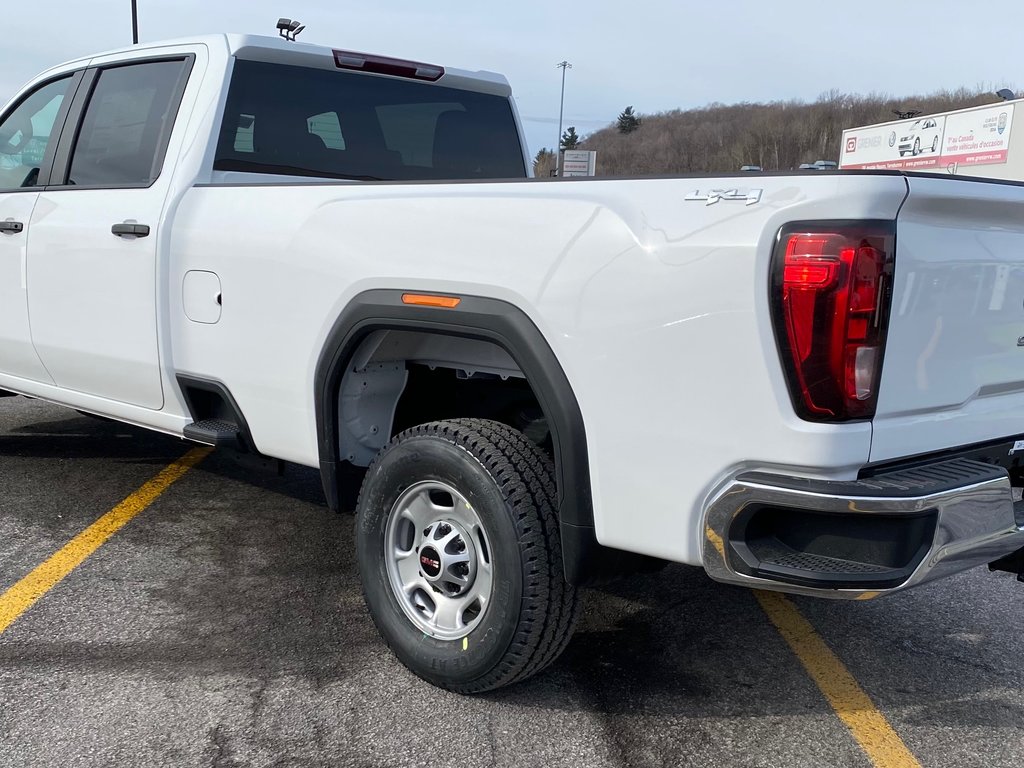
[[798, 160, 839, 170], [899, 118, 941, 156]]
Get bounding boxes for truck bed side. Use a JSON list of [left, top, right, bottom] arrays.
[[170, 174, 908, 564]]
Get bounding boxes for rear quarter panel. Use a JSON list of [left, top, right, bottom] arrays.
[[170, 173, 907, 564]]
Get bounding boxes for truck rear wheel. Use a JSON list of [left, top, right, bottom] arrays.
[[354, 418, 580, 692]]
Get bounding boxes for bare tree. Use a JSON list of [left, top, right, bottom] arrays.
[[533, 148, 556, 178]]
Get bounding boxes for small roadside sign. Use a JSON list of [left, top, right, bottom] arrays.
[[561, 150, 597, 177]]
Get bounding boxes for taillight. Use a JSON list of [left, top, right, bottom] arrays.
[[770, 222, 895, 421]]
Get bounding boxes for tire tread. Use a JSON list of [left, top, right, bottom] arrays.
[[359, 418, 580, 693]]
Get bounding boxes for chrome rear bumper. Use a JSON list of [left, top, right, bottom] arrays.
[[702, 458, 1024, 600]]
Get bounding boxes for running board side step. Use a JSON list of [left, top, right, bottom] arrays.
[[183, 419, 241, 447], [177, 376, 254, 452]]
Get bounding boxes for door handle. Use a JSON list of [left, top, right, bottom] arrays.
[[111, 223, 150, 238], [0, 220, 24, 234]]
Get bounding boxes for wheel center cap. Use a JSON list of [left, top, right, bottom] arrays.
[[419, 546, 442, 579]]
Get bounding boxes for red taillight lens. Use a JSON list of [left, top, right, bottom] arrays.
[[771, 223, 894, 421]]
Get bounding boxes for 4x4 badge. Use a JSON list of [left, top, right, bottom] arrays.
[[685, 189, 762, 206]]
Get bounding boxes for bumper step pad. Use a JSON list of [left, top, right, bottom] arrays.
[[741, 457, 1007, 498]]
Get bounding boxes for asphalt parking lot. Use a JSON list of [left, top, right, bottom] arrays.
[[1, 397, 1022, 767]]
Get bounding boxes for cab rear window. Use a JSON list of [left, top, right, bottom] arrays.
[[214, 60, 526, 181]]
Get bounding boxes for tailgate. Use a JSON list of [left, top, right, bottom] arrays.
[[871, 176, 1024, 462]]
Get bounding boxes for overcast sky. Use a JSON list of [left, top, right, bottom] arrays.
[[3, 0, 1021, 158]]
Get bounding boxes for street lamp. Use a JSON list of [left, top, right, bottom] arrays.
[[555, 60, 572, 177], [131, 0, 139, 44]]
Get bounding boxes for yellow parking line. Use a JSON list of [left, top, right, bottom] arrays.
[[0, 446, 211, 635], [756, 591, 922, 768], [707, 526, 920, 766]]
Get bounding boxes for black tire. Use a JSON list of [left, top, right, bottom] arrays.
[[913, 137, 920, 156], [355, 418, 580, 692], [932, 135, 938, 153]]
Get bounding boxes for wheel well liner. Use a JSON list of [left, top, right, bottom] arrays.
[[314, 289, 598, 582]]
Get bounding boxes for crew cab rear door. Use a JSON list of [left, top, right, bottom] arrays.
[[870, 175, 1024, 461], [25, 51, 196, 410]]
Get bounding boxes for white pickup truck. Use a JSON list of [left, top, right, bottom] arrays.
[[3, 33, 1024, 693]]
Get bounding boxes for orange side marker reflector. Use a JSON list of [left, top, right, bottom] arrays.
[[401, 293, 461, 309]]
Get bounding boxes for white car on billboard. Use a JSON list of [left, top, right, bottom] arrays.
[[898, 118, 941, 156]]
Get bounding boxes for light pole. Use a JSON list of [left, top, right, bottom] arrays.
[[131, 0, 139, 44], [555, 60, 572, 176]]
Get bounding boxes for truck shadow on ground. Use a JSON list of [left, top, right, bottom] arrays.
[[0, 413, 185, 462], [512, 569, 1024, 723], [0, 407, 327, 506]]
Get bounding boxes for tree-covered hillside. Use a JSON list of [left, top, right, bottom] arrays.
[[534, 88, 1002, 176]]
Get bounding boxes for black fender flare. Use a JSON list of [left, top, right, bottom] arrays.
[[313, 289, 599, 583]]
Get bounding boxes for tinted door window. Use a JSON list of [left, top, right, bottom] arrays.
[[215, 60, 526, 181], [0, 76, 73, 190], [67, 60, 190, 187]]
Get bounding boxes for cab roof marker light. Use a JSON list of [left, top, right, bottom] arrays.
[[333, 50, 445, 82]]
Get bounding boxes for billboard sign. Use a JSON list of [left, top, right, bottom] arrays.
[[840, 103, 1014, 171], [941, 104, 1014, 168]]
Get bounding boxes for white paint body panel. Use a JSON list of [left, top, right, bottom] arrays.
[[6, 35, 1024, 569], [0, 192, 51, 383], [169, 175, 905, 563], [872, 176, 1024, 460], [29, 189, 168, 409]]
